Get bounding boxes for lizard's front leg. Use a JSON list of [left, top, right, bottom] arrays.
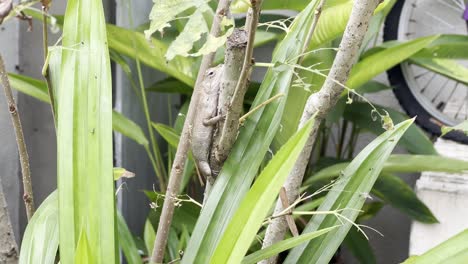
[[203, 114, 224, 126]]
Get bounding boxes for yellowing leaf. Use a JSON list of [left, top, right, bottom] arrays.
[[166, 8, 209, 61], [442, 120, 468, 136], [113, 167, 136, 181], [144, 0, 207, 39], [192, 17, 234, 57]]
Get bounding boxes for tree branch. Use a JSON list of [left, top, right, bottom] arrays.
[[260, 0, 381, 263], [210, 0, 263, 176], [0, 54, 35, 221], [150, 0, 233, 262]]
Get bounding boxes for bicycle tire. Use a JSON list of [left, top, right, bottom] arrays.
[[384, 0, 468, 144]]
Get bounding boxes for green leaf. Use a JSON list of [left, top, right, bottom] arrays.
[[402, 229, 468, 264], [344, 226, 377, 264], [8, 73, 50, 103], [343, 102, 436, 154], [113, 167, 136, 181], [75, 230, 93, 264], [373, 173, 437, 223], [181, 1, 323, 263], [146, 77, 193, 94], [152, 123, 180, 148], [307, 154, 468, 184], [19, 191, 58, 264], [107, 24, 196, 86], [241, 226, 337, 264], [410, 57, 468, 85], [113, 111, 149, 147], [9, 68, 149, 148], [191, 18, 234, 57], [357, 201, 384, 222], [144, 0, 208, 39], [355, 80, 392, 94], [210, 118, 315, 264], [23, 8, 197, 85], [284, 119, 414, 264], [118, 212, 143, 264], [274, 45, 335, 149], [348, 35, 439, 89], [165, 8, 208, 61], [442, 120, 468, 136], [57, 0, 116, 262], [143, 218, 156, 255], [360, 0, 397, 54], [232, 0, 311, 12], [412, 34, 468, 59], [309, 1, 354, 48]]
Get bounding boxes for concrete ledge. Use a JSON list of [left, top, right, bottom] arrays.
[[409, 139, 468, 256]]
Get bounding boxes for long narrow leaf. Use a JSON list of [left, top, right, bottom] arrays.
[[210, 118, 315, 263], [113, 111, 149, 147], [373, 173, 437, 223], [57, 0, 116, 262], [241, 226, 337, 264], [181, 1, 323, 263], [7, 73, 149, 147], [410, 57, 468, 85], [347, 35, 439, 89], [118, 212, 144, 264], [19, 192, 58, 264], [343, 226, 377, 264], [343, 102, 436, 154], [284, 119, 414, 263], [306, 154, 468, 185], [8, 73, 50, 102]]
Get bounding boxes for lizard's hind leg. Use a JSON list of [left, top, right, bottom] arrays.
[[197, 161, 213, 183]]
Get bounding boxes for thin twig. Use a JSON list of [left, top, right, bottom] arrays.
[[0, 54, 35, 220], [207, 0, 263, 190], [232, 0, 263, 99], [41, 5, 56, 127], [297, 0, 326, 66], [150, 1, 233, 262], [239, 93, 284, 124]]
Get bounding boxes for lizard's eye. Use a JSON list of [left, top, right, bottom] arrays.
[[208, 70, 215, 76]]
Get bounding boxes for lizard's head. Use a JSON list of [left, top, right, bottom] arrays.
[[203, 64, 223, 92]]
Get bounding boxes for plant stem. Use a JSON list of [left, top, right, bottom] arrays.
[[336, 119, 348, 159], [150, 1, 233, 262], [124, 0, 167, 190], [260, 0, 381, 262], [0, 54, 35, 220], [41, 6, 57, 127], [208, 0, 263, 191], [347, 123, 359, 159], [135, 58, 167, 191]]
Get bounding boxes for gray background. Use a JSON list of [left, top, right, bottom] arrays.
[[0, 1, 420, 263]]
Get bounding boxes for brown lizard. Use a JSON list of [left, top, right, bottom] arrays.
[[191, 64, 224, 185]]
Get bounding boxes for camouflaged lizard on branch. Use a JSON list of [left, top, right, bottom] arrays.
[[191, 64, 224, 186]]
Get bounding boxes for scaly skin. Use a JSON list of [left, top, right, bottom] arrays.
[[191, 64, 224, 180]]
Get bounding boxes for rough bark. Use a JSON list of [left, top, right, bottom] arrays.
[[0, 54, 35, 221], [260, 1, 382, 263], [210, 28, 248, 176], [211, 0, 263, 175], [150, 1, 232, 263]]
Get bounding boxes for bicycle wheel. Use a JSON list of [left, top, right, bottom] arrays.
[[384, 0, 468, 143]]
